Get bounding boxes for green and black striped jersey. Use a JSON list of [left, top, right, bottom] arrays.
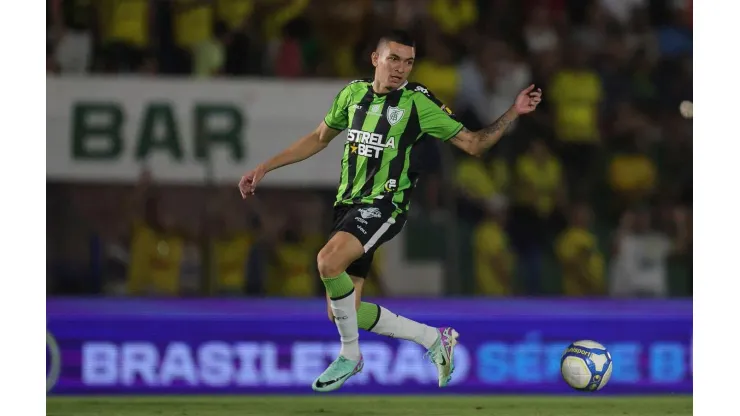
[[324, 79, 463, 212]]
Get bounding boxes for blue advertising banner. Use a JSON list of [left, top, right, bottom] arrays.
[[46, 299, 692, 395]]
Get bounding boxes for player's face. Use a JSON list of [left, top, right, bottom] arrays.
[[372, 41, 415, 91]]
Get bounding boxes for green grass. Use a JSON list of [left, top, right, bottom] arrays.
[[47, 396, 692, 416]]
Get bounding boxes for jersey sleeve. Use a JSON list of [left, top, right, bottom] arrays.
[[413, 86, 464, 141], [324, 84, 352, 131]]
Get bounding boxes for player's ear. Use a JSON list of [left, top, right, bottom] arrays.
[[371, 51, 379, 67]]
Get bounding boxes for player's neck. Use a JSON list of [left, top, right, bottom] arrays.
[[371, 79, 392, 95], [371, 79, 406, 95]]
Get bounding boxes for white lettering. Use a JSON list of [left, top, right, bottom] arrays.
[[390, 343, 431, 384], [345, 129, 396, 160], [352, 342, 393, 385], [234, 343, 261, 386], [261, 343, 292, 386], [370, 133, 382, 146], [199, 342, 233, 387], [80, 339, 472, 388], [122, 343, 159, 386], [358, 143, 367, 157], [292, 343, 326, 384], [82, 342, 118, 386], [160, 342, 197, 386]]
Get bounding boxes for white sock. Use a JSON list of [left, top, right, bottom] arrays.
[[330, 291, 361, 361], [371, 306, 439, 349]]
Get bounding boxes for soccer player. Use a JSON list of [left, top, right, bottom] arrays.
[[238, 30, 542, 392]]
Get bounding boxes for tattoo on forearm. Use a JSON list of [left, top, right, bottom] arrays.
[[477, 111, 517, 147], [451, 111, 517, 154]]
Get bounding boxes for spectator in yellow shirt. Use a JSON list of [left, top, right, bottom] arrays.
[[413, 35, 460, 107], [215, 0, 254, 33], [209, 201, 256, 295], [555, 204, 606, 296], [473, 205, 515, 296], [514, 139, 566, 220], [509, 139, 566, 295], [550, 44, 604, 189], [427, 0, 478, 36], [126, 187, 187, 296], [265, 211, 319, 297], [97, 0, 153, 72], [455, 152, 510, 222], [170, 0, 215, 74], [608, 140, 657, 210]]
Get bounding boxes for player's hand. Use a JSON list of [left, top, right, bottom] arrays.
[[512, 84, 542, 115], [239, 165, 267, 199]]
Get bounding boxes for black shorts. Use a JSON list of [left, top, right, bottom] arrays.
[[329, 203, 406, 278]]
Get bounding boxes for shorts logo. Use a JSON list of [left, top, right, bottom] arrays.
[[354, 217, 368, 224], [358, 207, 382, 219], [357, 225, 367, 235], [387, 106, 405, 126]]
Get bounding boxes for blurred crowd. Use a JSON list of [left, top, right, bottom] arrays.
[[47, 0, 693, 298]]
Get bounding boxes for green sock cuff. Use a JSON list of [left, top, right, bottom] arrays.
[[357, 302, 381, 330], [321, 271, 354, 299]]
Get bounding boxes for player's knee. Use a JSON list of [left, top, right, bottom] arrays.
[[317, 247, 346, 278]]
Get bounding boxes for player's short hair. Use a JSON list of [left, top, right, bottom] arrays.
[[377, 30, 415, 49]]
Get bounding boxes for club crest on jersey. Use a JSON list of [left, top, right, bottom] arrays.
[[387, 106, 405, 126], [358, 207, 382, 219]]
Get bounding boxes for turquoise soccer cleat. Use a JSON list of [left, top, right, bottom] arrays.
[[311, 355, 364, 392], [424, 327, 460, 387]]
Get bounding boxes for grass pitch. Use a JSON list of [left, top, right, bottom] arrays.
[[47, 395, 692, 416]]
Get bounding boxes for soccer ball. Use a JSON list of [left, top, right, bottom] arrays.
[[561, 340, 613, 391]]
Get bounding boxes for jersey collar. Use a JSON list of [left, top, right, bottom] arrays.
[[372, 80, 409, 96]]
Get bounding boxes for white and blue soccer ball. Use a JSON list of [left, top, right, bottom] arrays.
[[561, 340, 613, 391]]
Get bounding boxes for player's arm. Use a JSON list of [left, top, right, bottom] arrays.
[[450, 85, 542, 157], [415, 84, 541, 157], [239, 83, 352, 198], [238, 122, 341, 197], [266, 81, 353, 171], [450, 108, 519, 157], [260, 122, 342, 172]]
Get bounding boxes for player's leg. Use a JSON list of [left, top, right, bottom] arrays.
[[312, 230, 365, 392], [325, 262, 441, 351], [334, 218, 460, 387], [372, 304, 459, 386], [323, 273, 460, 388], [325, 275, 364, 322]]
